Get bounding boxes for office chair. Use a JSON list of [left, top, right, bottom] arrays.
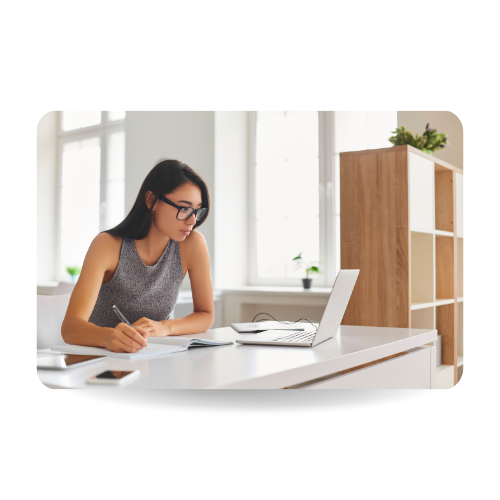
[[37, 294, 71, 349]]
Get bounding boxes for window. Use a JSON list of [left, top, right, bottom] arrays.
[[249, 111, 397, 287], [57, 112, 125, 281], [250, 110, 322, 285]]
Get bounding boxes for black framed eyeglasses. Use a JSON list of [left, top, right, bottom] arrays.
[[158, 195, 207, 221]]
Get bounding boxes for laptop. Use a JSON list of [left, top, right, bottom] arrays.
[[235, 269, 359, 347], [231, 321, 306, 333]]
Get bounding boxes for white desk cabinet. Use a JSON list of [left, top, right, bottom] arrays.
[[300, 347, 434, 389]]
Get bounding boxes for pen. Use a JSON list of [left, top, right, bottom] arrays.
[[112, 305, 148, 349]]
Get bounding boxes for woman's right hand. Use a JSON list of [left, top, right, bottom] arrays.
[[104, 322, 149, 353]]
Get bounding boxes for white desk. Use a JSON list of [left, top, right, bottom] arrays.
[[37, 325, 437, 389]]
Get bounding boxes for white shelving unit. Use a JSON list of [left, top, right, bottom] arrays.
[[408, 151, 463, 388]]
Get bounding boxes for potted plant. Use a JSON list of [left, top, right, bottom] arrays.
[[66, 266, 81, 283], [292, 252, 321, 289], [388, 123, 449, 155]]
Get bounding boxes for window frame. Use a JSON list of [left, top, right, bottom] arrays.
[[248, 111, 336, 287], [56, 111, 125, 281]]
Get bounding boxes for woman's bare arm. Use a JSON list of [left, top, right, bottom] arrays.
[[162, 231, 214, 335], [61, 233, 148, 351], [62, 233, 117, 346]]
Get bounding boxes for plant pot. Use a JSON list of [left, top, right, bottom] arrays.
[[302, 278, 312, 289], [69, 274, 79, 283]]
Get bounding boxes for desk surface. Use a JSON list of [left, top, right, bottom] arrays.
[[37, 325, 436, 389]]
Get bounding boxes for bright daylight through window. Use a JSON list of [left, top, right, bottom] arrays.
[[58, 112, 125, 281], [254, 111, 320, 282], [252, 111, 397, 286]]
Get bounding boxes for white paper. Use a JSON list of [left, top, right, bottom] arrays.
[[51, 343, 186, 359], [148, 337, 232, 347]]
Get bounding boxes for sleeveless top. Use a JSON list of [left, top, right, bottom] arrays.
[[88, 238, 183, 328]]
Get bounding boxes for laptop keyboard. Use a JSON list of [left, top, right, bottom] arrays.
[[271, 330, 316, 343]]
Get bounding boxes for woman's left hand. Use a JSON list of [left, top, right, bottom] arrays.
[[132, 317, 167, 337]]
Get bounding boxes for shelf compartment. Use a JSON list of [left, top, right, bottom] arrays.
[[456, 172, 463, 237], [409, 153, 435, 232], [411, 231, 434, 304], [410, 227, 434, 235], [458, 300, 463, 363], [458, 237, 463, 297], [435, 298, 455, 306], [436, 235, 454, 299], [436, 302, 455, 366], [411, 301, 435, 310], [435, 166, 454, 232], [411, 306, 434, 329]]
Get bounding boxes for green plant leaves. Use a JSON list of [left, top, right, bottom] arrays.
[[305, 266, 321, 278], [388, 124, 449, 153], [66, 266, 81, 275], [293, 253, 322, 278]]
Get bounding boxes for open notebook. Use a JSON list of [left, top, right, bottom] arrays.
[[148, 337, 232, 348], [51, 336, 232, 360]]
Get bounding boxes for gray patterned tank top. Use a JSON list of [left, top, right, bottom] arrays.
[[88, 238, 183, 328]]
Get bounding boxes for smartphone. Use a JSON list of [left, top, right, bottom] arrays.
[[37, 354, 105, 370], [87, 370, 140, 386]]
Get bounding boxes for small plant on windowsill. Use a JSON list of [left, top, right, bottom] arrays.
[[66, 266, 81, 283], [292, 252, 322, 289]]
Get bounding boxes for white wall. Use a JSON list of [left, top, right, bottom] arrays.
[[125, 112, 215, 290], [214, 112, 248, 288], [397, 111, 463, 170], [37, 111, 58, 283]]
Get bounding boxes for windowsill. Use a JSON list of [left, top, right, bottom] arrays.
[[37, 282, 59, 296]]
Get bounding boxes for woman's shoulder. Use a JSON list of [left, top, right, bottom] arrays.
[[178, 230, 208, 261], [179, 230, 207, 250], [92, 232, 123, 249], [89, 233, 123, 260]]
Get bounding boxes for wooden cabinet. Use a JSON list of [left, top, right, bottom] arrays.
[[340, 145, 463, 387]]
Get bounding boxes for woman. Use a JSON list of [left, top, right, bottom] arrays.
[[61, 159, 214, 353]]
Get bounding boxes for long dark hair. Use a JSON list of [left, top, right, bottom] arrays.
[[104, 159, 210, 240]]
